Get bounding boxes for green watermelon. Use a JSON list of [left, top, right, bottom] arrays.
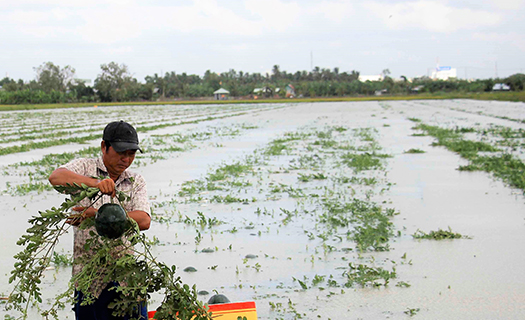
[[207, 294, 230, 305], [95, 203, 130, 239]]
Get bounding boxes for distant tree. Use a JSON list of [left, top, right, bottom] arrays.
[[505, 73, 525, 91], [69, 80, 95, 102], [0, 77, 20, 91], [0, 77, 11, 87], [203, 70, 221, 91], [94, 62, 134, 102], [272, 65, 281, 81], [350, 70, 360, 82], [34, 62, 76, 93], [321, 68, 332, 81], [312, 66, 321, 81]]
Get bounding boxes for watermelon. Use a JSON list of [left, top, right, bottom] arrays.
[[95, 203, 130, 239], [207, 294, 230, 305]]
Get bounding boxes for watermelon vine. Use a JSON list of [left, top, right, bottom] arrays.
[[6, 183, 211, 320]]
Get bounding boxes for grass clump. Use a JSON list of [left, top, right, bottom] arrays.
[[264, 142, 288, 156], [441, 140, 498, 158], [320, 199, 396, 251], [404, 148, 425, 154], [343, 263, 396, 288], [412, 228, 466, 240], [341, 152, 385, 172], [415, 124, 498, 158], [459, 153, 525, 191], [415, 122, 525, 193], [297, 172, 328, 182], [414, 124, 461, 142], [208, 162, 252, 181]]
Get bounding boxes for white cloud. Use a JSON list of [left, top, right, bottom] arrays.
[[365, 1, 502, 33], [83, 7, 151, 44], [0, 0, 358, 45], [1, 0, 523, 81], [0, 0, 130, 8], [2, 0, 264, 44], [473, 32, 525, 51], [308, 1, 354, 24], [486, 0, 524, 10], [103, 46, 134, 55], [244, 0, 302, 32], [3, 9, 78, 38]]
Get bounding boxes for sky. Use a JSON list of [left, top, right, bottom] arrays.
[[1, 0, 524, 83]]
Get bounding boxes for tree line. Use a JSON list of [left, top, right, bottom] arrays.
[[1, 61, 524, 105]]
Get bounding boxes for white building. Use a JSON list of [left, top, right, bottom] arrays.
[[213, 88, 230, 100], [358, 75, 383, 82], [431, 66, 457, 80]]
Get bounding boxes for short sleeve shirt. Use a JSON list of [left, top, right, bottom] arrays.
[[61, 157, 150, 298]]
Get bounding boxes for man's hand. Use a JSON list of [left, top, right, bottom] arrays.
[[66, 206, 97, 226], [96, 178, 116, 197]]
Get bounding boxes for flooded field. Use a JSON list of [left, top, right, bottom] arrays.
[[1, 99, 525, 319]]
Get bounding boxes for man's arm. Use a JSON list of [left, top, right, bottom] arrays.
[[128, 210, 151, 230], [49, 168, 116, 196], [49, 167, 98, 187], [51, 168, 150, 230]]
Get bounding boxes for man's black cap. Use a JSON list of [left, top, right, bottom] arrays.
[[103, 120, 143, 153]]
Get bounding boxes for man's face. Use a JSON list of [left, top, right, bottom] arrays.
[[101, 142, 136, 179]]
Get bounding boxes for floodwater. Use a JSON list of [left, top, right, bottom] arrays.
[[1, 100, 525, 319]]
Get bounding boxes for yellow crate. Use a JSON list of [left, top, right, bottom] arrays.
[[148, 301, 257, 320]]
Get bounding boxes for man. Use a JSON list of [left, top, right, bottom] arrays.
[[49, 120, 151, 320]]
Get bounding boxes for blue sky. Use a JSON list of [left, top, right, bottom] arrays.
[[1, 0, 524, 82]]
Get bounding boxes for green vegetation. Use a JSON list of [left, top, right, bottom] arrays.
[[0, 107, 260, 159], [0, 134, 100, 156], [4, 101, 524, 319], [1, 113, 262, 196], [405, 308, 421, 316], [164, 121, 401, 306], [404, 148, 425, 154], [321, 198, 396, 252], [414, 122, 525, 193], [341, 152, 384, 171], [264, 142, 288, 156], [412, 228, 466, 240], [459, 154, 525, 191], [208, 162, 252, 181], [51, 252, 72, 267], [7, 183, 210, 320], [2, 91, 525, 111], [2, 61, 525, 106], [343, 263, 396, 287]]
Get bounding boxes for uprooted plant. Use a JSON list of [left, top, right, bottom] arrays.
[[6, 183, 211, 320]]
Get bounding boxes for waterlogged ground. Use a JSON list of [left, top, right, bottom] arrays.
[[1, 100, 525, 319]]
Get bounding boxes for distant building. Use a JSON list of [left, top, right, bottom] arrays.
[[285, 84, 296, 98], [492, 83, 511, 91], [214, 88, 230, 100], [374, 89, 388, 96], [431, 66, 457, 80], [359, 75, 383, 82], [253, 87, 273, 98], [411, 85, 425, 93]]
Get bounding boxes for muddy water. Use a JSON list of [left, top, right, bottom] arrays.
[[1, 100, 525, 319]]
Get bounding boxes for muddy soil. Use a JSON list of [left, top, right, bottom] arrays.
[[1, 100, 525, 319]]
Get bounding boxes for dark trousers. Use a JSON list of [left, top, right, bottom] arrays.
[[74, 283, 148, 320]]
